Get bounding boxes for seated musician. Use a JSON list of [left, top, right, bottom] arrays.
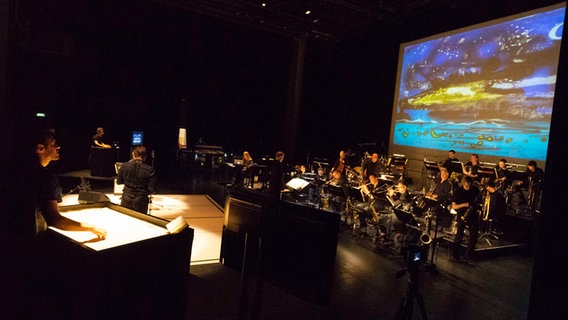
[[427, 167, 454, 228], [494, 158, 510, 190], [355, 173, 384, 232], [428, 167, 452, 205], [328, 170, 348, 213], [382, 181, 413, 242], [387, 181, 413, 209], [311, 167, 328, 201]]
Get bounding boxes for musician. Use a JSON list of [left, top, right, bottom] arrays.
[[311, 167, 329, 201], [525, 160, 544, 186], [429, 167, 453, 205], [463, 153, 481, 181], [427, 167, 454, 228], [384, 181, 413, 241], [326, 170, 348, 214], [387, 181, 413, 208], [484, 180, 507, 228], [441, 149, 460, 175], [355, 173, 385, 231], [525, 160, 544, 210], [494, 159, 510, 190], [362, 153, 384, 180], [451, 176, 481, 263]]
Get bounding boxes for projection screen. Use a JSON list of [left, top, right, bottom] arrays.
[[389, 3, 565, 166]]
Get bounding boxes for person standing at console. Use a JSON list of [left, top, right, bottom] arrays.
[[92, 127, 111, 148], [3, 128, 108, 318], [117, 146, 156, 214]]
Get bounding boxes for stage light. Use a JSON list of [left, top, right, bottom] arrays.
[[36, 112, 46, 117], [305, 10, 311, 15]]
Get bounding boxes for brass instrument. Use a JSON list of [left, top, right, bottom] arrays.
[[482, 190, 491, 221], [359, 183, 379, 223], [369, 200, 380, 223], [461, 191, 483, 222], [419, 232, 432, 245], [419, 211, 433, 244]]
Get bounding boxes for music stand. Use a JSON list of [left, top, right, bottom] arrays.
[[285, 178, 310, 191], [423, 160, 439, 173], [479, 166, 497, 181], [347, 186, 365, 202], [393, 207, 417, 225]]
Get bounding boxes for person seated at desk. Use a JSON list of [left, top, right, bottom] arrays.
[[92, 127, 111, 149]]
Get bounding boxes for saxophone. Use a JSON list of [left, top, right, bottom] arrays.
[[369, 200, 380, 223], [461, 191, 483, 222]]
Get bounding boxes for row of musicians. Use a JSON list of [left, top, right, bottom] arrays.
[[440, 152, 544, 190]]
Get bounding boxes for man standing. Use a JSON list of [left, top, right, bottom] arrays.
[[92, 127, 111, 148], [451, 176, 481, 263], [117, 145, 157, 214], [362, 153, 383, 180]]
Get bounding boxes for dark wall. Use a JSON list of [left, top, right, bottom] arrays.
[[9, 0, 292, 171]]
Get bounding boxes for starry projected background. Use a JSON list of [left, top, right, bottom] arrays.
[[389, 3, 565, 163]]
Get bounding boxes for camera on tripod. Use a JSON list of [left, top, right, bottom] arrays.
[[397, 243, 428, 278]]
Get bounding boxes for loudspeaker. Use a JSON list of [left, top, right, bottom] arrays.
[[78, 191, 110, 204]]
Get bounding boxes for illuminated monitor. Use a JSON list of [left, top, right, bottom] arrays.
[[131, 131, 144, 146], [389, 3, 565, 165]]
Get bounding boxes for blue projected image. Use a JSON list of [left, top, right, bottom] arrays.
[[392, 4, 565, 162]]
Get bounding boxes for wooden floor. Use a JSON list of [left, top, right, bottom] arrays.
[[59, 168, 534, 320]]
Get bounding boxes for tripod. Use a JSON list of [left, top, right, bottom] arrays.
[[394, 262, 428, 320]]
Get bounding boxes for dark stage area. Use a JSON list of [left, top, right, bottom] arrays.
[[58, 168, 534, 320], [2, 1, 567, 319]]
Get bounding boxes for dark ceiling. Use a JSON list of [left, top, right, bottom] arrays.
[[154, 0, 465, 41]]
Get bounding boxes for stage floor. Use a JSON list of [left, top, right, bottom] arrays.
[[61, 193, 224, 265]]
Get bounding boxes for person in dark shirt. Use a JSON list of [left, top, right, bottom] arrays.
[[268, 151, 286, 202], [429, 167, 453, 206], [494, 158, 511, 190], [117, 145, 157, 214], [451, 176, 481, 263], [441, 150, 460, 176], [92, 127, 111, 148], [362, 153, 384, 180], [3, 129, 107, 317], [463, 153, 481, 182]]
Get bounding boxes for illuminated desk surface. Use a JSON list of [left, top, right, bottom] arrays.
[[60, 193, 224, 264], [52, 207, 168, 251]]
